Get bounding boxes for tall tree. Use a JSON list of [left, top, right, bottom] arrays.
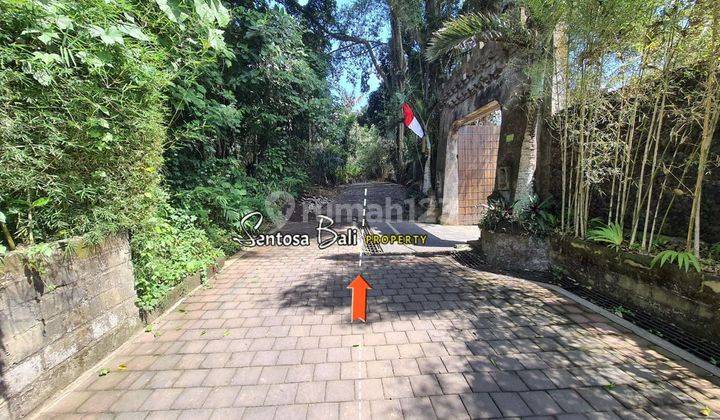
[[282, 0, 465, 184]]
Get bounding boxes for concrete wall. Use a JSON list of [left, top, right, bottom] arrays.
[[0, 235, 140, 418]]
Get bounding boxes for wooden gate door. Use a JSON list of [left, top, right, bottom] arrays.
[[457, 125, 500, 225]]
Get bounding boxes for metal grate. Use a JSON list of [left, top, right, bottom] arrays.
[[547, 274, 720, 365], [450, 250, 486, 270], [361, 224, 383, 255], [450, 251, 720, 367]]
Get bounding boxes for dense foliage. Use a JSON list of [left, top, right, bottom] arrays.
[[0, 0, 355, 308], [163, 3, 355, 257], [344, 122, 394, 181], [131, 196, 223, 310], [0, 0, 169, 245]]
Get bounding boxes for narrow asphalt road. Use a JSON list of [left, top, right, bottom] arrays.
[[38, 184, 720, 419]]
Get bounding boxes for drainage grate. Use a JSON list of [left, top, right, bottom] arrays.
[[450, 250, 485, 270], [450, 251, 720, 368], [547, 274, 720, 366], [361, 224, 383, 255]]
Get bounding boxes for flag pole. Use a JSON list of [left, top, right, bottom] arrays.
[[402, 102, 433, 195], [411, 109, 432, 195]]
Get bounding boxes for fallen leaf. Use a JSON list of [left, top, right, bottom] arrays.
[[99, 368, 110, 377], [700, 407, 712, 417]]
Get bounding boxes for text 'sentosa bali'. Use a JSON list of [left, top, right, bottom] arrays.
[[233, 212, 358, 249]]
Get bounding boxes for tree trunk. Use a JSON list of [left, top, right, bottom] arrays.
[[390, 8, 407, 182], [422, 0, 442, 191], [515, 102, 541, 205], [551, 22, 568, 116], [422, 138, 432, 194], [1, 222, 16, 251]]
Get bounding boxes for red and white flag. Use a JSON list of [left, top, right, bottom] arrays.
[[402, 103, 424, 138]]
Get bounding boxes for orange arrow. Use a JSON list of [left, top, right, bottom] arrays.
[[347, 275, 372, 322]]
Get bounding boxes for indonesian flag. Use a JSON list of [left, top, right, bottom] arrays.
[[402, 103, 425, 138]]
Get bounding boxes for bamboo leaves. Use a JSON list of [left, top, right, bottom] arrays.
[[651, 250, 702, 272]]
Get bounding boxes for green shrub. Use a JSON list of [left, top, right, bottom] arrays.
[[479, 196, 516, 232], [167, 158, 272, 251], [342, 163, 363, 183], [0, 0, 233, 310], [254, 146, 310, 196], [479, 194, 557, 237], [176, 180, 263, 253], [516, 196, 556, 236], [709, 243, 720, 261], [131, 197, 222, 311], [345, 123, 393, 181]]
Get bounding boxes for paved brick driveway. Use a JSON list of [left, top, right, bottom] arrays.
[[40, 237, 720, 419]]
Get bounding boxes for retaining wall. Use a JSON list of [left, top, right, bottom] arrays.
[[0, 235, 140, 418], [480, 231, 720, 341], [551, 237, 720, 341]]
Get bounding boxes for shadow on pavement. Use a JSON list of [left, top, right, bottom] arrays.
[[274, 250, 717, 418]]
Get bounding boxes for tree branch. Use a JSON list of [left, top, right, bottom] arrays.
[[280, 0, 389, 86]]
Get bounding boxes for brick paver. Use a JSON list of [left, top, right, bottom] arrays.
[[39, 218, 720, 419]]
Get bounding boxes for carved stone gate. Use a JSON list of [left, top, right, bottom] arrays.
[[434, 42, 529, 225]]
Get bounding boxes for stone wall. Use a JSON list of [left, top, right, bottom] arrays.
[[551, 238, 720, 341], [479, 231, 720, 342], [0, 235, 140, 418], [480, 230, 551, 272]]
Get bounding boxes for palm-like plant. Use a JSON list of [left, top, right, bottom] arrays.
[[426, 12, 534, 61], [426, 7, 561, 205], [587, 222, 624, 250]]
